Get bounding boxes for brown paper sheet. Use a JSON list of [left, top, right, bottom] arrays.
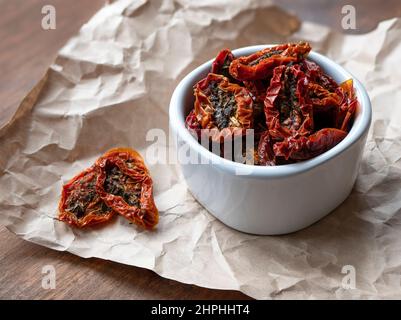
[[1, 0, 401, 299]]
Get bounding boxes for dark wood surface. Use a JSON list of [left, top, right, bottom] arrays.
[[0, 0, 400, 300]]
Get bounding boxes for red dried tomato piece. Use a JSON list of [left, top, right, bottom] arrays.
[[308, 82, 342, 111], [257, 131, 276, 166], [185, 109, 202, 140], [211, 49, 235, 81], [95, 148, 158, 229], [301, 60, 356, 131], [243, 79, 270, 103], [300, 59, 338, 92], [339, 99, 358, 132], [264, 64, 313, 141], [242, 79, 269, 138], [308, 83, 342, 110], [307, 82, 343, 130], [229, 42, 311, 81], [193, 73, 253, 142], [335, 79, 358, 132], [59, 166, 115, 228], [273, 128, 347, 160]]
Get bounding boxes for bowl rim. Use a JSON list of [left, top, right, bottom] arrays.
[[169, 45, 372, 178]]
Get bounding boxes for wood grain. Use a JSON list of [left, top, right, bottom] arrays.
[[0, 0, 400, 300]]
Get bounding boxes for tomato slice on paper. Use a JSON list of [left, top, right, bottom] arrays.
[[58, 166, 115, 228], [95, 148, 158, 229]]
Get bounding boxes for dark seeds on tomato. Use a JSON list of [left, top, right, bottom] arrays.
[[65, 175, 111, 218], [249, 49, 283, 66], [104, 164, 142, 207], [277, 67, 301, 130], [208, 82, 237, 129]]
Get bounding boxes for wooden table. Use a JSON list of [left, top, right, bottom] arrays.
[[1, 0, 400, 299]]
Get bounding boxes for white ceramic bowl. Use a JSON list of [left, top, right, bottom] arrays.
[[169, 45, 371, 235]]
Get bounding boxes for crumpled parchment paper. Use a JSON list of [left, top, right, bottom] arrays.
[[1, 0, 401, 299]]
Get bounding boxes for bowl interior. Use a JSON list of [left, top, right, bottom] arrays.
[[170, 45, 372, 177]]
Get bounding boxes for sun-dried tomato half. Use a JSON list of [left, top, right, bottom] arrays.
[[58, 166, 115, 228], [193, 73, 253, 141], [335, 79, 358, 132], [307, 82, 342, 130], [211, 49, 236, 81], [301, 60, 357, 131], [264, 64, 313, 141], [308, 83, 342, 110], [243, 79, 270, 104], [242, 79, 269, 137], [229, 42, 311, 81], [257, 131, 276, 166], [273, 128, 347, 160], [300, 59, 338, 92], [185, 109, 202, 140], [95, 148, 158, 229]]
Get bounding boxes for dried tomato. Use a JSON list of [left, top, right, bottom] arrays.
[[301, 61, 357, 132], [257, 131, 276, 166], [308, 83, 341, 111], [229, 42, 311, 81], [264, 64, 313, 141], [193, 73, 253, 141], [243, 79, 270, 104], [95, 148, 158, 229], [211, 49, 235, 81], [241, 80, 268, 139], [307, 82, 342, 130], [185, 109, 202, 140], [58, 166, 115, 228], [335, 79, 358, 132], [300, 59, 338, 92], [273, 128, 347, 160]]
